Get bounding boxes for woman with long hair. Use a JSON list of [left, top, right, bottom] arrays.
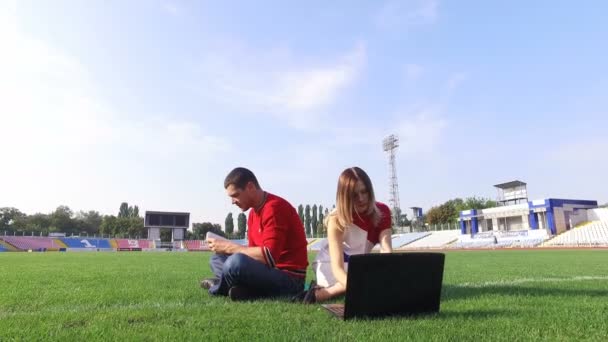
[[298, 166, 393, 303]]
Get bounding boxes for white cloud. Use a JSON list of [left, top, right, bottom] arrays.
[[0, 5, 228, 157], [375, 0, 439, 29], [396, 106, 448, 156], [0, 7, 230, 220], [196, 42, 366, 130]]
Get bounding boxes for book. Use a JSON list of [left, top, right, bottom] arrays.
[[206, 231, 229, 241]]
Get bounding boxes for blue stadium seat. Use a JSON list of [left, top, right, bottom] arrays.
[[0, 244, 7, 252], [60, 238, 112, 248], [391, 232, 431, 248]]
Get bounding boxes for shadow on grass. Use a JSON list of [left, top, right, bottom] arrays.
[[436, 308, 516, 320]]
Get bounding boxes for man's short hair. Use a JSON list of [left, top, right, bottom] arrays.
[[224, 167, 260, 190]]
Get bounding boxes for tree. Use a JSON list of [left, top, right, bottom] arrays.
[[0, 207, 26, 232], [425, 204, 455, 225], [100, 215, 118, 237], [425, 196, 497, 225], [316, 222, 324, 237], [16, 213, 50, 234], [118, 202, 130, 218], [304, 205, 311, 237], [319, 207, 325, 235], [392, 208, 410, 227], [50, 206, 75, 234], [74, 210, 102, 235], [125, 217, 145, 238], [237, 213, 247, 238], [311, 205, 318, 237], [132, 205, 140, 218], [297, 204, 304, 224], [192, 222, 225, 239], [225, 213, 234, 235]]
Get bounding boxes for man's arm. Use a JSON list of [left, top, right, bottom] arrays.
[[207, 238, 266, 263]]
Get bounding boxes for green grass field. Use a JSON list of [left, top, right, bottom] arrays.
[[1, 250, 607, 341]]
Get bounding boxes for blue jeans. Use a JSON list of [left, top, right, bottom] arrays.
[[208, 253, 304, 298]]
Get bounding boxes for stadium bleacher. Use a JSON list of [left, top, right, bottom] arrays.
[[404, 230, 460, 249], [543, 221, 608, 247], [183, 240, 210, 251], [0, 236, 63, 251], [308, 238, 327, 251], [60, 238, 112, 248], [114, 239, 152, 250], [389, 232, 431, 248], [2, 220, 605, 253]]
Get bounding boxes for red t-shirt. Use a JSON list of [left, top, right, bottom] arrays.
[[247, 192, 308, 278], [352, 202, 392, 244]]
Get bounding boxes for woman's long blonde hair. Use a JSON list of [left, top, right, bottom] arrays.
[[328, 167, 380, 231]]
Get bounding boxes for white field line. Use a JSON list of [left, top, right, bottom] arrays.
[[453, 275, 608, 288]]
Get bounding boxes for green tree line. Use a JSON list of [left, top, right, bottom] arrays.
[[1, 202, 144, 238], [424, 197, 497, 225], [223, 212, 247, 239], [0, 203, 229, 240]]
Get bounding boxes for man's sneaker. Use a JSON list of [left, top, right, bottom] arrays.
[[228, 286, 256, 301], [290, 290, 306, 303], [302, 280, 317, 304], [200, 277, 219, 290]]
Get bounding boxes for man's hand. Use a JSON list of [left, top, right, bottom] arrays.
[[207, 238, 242, 254]]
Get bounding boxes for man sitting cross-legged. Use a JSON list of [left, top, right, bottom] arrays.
[[201, 167, 308, 301]]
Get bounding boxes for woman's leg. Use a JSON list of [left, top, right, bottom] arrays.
[[312, 261, 347, 302], [314, 282, 346, 302]]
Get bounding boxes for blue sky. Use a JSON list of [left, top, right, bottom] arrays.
[[1, 0, 607, 227]]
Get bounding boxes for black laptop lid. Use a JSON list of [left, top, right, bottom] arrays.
[[344, 252, 445, 320]]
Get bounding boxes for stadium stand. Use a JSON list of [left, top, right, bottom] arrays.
[[0, 244, 7, 252], [114, 239, 152, 250], [389, 232, 431, 249], [60, 238, 112, 248], [543, 221, 608, 247], [0, 239, 16, 251], [450, 239, 494, 249], [450, 230, 548, 249], [183, 240, 210, 251], [0, 236, 63, 251], [308, 238, 327, 251], [404, 230, 460, 249]]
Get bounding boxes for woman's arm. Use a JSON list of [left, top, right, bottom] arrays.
[[378, 228, 393, 253], [327, 217, 348, 287]]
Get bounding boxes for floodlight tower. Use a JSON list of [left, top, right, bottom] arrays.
[[383, 134, 401, 228]]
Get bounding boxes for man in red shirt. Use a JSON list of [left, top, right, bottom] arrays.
[[202, 167, 309, 301]]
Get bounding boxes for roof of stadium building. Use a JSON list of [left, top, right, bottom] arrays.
[[494, 180, 527, 189]]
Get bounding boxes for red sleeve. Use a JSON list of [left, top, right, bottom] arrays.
[[247, 213, 254, 247], [260, 203, 288, 268], [378, 204, 392, 231]]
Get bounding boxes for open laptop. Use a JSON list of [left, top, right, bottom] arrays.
[[322, 252, 445, 320]]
